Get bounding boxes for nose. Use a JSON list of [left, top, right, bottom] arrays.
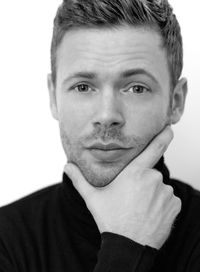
[[93, 90, 125, 129]]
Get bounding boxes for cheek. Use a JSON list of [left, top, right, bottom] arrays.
[[126, 101, 169, 137], [58, 100, 92, 138]]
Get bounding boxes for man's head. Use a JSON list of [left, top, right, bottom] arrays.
[[48, 0, 187, 187]]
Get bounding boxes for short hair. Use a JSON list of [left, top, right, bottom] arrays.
[[50, 0, 183, 89]]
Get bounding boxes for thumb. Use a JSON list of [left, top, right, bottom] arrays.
[[64, 162, 94, 201]]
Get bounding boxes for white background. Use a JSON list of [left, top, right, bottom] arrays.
[[0, 0, 199, 206]]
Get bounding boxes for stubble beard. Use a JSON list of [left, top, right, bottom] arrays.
[[59, 122, 160, 187]]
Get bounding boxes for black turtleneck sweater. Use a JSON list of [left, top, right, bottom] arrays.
[[0, 158, 200, 271]]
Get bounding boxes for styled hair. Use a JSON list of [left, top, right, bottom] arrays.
[[51, 0, 183, 88]]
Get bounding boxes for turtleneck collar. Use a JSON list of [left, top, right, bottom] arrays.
[[154, 156, 170, 185], [61, 156, 170, 226], [62, 156, 170, 203]]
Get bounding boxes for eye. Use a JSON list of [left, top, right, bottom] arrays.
[[75, 84, 93, 93], [125, 84, 150, 94]]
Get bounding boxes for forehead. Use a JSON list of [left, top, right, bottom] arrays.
[[56, 25, 170, 86]]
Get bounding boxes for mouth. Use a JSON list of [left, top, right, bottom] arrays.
[[86, 143, 131, 162]]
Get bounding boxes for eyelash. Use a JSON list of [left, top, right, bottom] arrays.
[[123, 85, 151, 94], [72, 83, 151, 94], [74, 84, 94, 93]]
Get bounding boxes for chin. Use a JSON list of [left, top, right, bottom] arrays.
[[82, 167, 120, 188], [71, 155, 134, 188]]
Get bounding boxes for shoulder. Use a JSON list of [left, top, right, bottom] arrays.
[[171, 178, 200, 210], [0, 183, 62, 232], [0, 183, 64, 269], [171, 178, 200, 239], [172, 179, 200, 268], [172, 178, 200, 216]]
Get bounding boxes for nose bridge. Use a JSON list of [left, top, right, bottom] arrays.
[[102, 88, 117, 112], [93, 87, 125, 127]]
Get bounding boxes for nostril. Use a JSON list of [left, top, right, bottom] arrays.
[[111, 122, 120, 126], [93, 121, 122, 130]]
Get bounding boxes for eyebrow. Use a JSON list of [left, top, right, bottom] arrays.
[[63, 72, 95, 83], [62, 68, 159, 86], [121, 69, 158, 84]]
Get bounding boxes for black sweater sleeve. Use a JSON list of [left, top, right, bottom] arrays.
[[93, 232, 158, 272]]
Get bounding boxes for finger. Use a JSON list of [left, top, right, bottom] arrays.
[[64, 163, 94, 200], [132, 125, 174, 169]]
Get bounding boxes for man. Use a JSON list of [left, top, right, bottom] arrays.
[[0, 0, 199, 271]]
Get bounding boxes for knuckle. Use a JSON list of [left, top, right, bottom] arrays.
[[151, 170, 163, 182], [134, 169, 164, 187], [132, 165, 144, 176], [173, 196, 182, 212], [176, 197, 182, 209], [165, 185, 174, 195], [131, 166, 145, 181], [144, 170, 163, 189]]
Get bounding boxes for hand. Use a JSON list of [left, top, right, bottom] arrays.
[[64, 126, 182, 249]]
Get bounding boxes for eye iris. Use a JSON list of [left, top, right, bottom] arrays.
[[78, 84, 89, 92], [133, 86, 144, 93]]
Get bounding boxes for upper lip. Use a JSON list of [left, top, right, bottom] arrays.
[[87, 143, 129, 150]]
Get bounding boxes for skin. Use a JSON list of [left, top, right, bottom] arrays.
[[64, 126, 182, 248], [48, 25, 187, 187]]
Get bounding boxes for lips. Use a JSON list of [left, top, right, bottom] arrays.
[[87, 143, 131, 162]]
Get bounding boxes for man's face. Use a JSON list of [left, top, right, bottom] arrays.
[[51, 26, 172, 187]]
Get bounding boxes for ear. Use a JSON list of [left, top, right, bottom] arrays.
[[47, 74, 59, 120], [170, 77, 188, 124]]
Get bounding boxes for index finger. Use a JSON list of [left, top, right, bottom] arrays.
[[132, 125, 174, 169]]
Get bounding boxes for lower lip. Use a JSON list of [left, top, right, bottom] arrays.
[[88, 148, 129, 162]]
